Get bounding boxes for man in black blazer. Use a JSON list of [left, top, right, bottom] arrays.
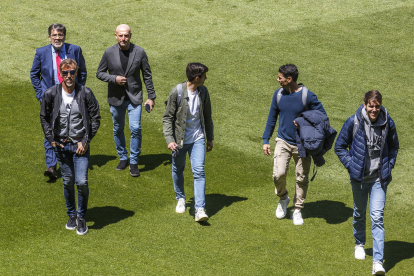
[[96, 24, 156, 177]]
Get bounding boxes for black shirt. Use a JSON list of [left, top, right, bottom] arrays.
[[119, 48, 130, 102]]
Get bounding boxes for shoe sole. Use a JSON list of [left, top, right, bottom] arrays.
[[373, 271, 385, 275], [116, 167, 127, 171], [76, 227, 89, 235], [176, 209, 186, 213], [130, 172, 140, 177], [195, 216, 209, 222], [293, 220, 304, 225], [66, 225, 76, 230]]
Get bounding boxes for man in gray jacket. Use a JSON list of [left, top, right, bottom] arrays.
[[163, 63, 214, 222], [96, 24, 156, 177]]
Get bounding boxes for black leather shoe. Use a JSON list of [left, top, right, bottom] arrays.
[[129, 164, 140, 177], [116, 160, 129, 171], [44, 166, 58, 179]]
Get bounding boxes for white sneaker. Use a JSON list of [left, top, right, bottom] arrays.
[[372, 261, 385, 275], [175, 198, 186, 213], [195, 208, 209, 222], [355, 244, 366, 260], [292, 209, 304, 225], [276, 196, 290, 219]]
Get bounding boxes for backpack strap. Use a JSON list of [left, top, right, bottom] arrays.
[[276, 88, 283, 108], [276, 86, 308, 110], [352, 114, 359, 139], [302, 87, 308, 111]]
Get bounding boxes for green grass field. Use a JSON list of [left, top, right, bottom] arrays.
[[1, 0, 414, 274]]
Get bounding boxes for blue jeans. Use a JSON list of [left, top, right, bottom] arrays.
[[110, 101, 142, 165], [172, 138, 206, 211], [351, 180, 387, 263], [44, 136, 57, 169], [55, 146, 90, 218]]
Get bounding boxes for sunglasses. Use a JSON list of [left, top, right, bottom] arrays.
[[61, 70, 76, 76]]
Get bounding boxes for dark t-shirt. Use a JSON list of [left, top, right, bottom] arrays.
[[119, 48, 130, 102]]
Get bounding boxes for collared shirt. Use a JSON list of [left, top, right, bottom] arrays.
[[51, 44, 67, 85]]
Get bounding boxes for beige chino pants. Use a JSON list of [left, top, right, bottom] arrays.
[[273, 137, 311, 209]]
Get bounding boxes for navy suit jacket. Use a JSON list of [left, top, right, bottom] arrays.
[[30, 43, 87, 101]]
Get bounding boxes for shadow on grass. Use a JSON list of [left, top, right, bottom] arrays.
[[139, 153, 172, 172], [366, 241, 414, 272], [294, 200, 353, 224], [188, 193, 248, 222], [89, 154, 117, 170], [87, 206, 135, 230]]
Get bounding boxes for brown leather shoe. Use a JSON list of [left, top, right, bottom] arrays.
[[44, 166, 58, 179]]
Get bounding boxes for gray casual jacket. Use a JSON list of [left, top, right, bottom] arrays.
[[163, 82, 214, 148]]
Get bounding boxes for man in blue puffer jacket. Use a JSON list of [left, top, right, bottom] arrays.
[[335, 90, 399, 275]]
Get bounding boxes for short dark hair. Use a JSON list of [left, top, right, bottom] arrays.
[[364, 90, 382, 105], [186, 63, 209, 82], [59, 58, 78, 73], [279, 64, 299, 82], [48, 23, 66, 36]]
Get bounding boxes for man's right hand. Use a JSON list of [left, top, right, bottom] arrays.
[[168, 142, 178, 151], [263, 144, 271, 156], [52, 142, 64, 148], [115, 76, 127, 86]]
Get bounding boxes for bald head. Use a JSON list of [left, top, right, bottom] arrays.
[[115, 24, 132, 50], [116, 24, 131, 34]]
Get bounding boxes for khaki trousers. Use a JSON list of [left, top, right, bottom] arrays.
[[273, 137, 311, 209]]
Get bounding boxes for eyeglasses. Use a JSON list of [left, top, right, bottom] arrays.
[[50, 34, 65, 38], [61, 70, 76, 76]]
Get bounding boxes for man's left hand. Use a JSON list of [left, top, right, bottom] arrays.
[[206, 141, 213, 152], [144, 99, 155, 112], [76, 141, 89, 155], [294, 120, 299, 129]]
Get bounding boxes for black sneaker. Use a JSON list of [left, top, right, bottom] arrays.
[[116, 160, 129, 171], [66, 215, 77, 230], [76, 217, 88, 235], [129, 164, 140, 177]]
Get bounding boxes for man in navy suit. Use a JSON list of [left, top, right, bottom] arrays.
[[31, 23, 87, 179]]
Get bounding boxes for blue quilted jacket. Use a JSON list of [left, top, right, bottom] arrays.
[[295, 110, 337, 167], [334, 104, 399, 187]]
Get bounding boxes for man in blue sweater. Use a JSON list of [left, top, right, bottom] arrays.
[[262, 64, 326, 225]]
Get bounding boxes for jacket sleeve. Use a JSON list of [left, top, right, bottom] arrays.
[[262, 91, 279, 144], [203, 88, 214, 141], [40, 88, 55, 145], [30, 50, 43, 101], [387, 116, 399, 168], [96, 50, 117, 83], [334, 116, 354, 169], [308, 92, 327, 115], [140, 50, 156, 100], [76, 47, 87, 85], [84, 88, 101, 143], [162, 87, 178, 145]]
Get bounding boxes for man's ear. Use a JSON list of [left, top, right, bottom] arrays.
[[287, 76, 293, 83]]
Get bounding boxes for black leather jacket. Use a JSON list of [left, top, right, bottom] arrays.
[[40, 83, 101, 147]]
